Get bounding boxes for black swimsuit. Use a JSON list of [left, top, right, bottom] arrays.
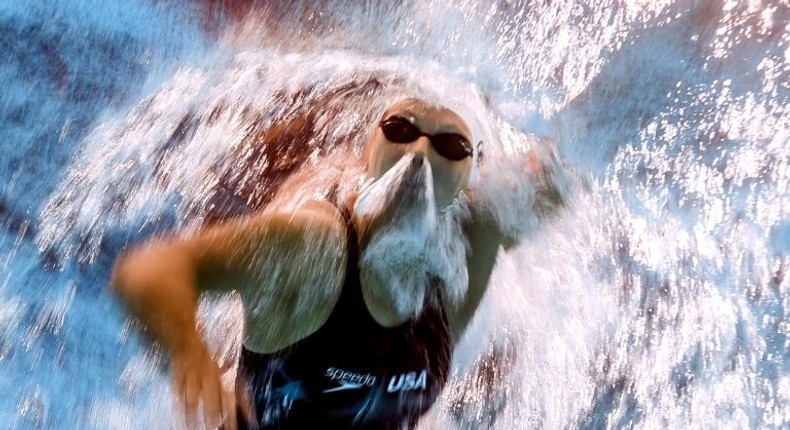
[[236, 212, 452, 429]]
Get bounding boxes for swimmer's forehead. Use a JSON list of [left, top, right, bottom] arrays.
[[381, 100, 472, 139]]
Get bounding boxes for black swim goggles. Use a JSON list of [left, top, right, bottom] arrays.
[[379, 116, 473, 161]]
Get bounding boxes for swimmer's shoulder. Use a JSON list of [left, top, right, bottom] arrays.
[[173, 199, 347, 291], [285, 199, 347, 233], [242, 199, 348, 270], [234, 199, 350, 351], [258, 199, 349, 257]]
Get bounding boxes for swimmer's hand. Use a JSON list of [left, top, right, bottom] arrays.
[[525, 148, 564, 218], [112, 249, 243, 428], [464, 144, 565, 248], [171, 337, 240, 430]]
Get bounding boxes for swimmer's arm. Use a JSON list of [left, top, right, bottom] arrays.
[[187, 200, 348, 345], [446, 217, 504, 341], [111, 200, 345, 342], [110, 200, 345, 425], [477, 145, 565, 247], [184, 200, 346, 294], [446, 144, 565, 339]]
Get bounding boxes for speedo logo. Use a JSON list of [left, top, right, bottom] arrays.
[[387, 369, 427, 393], [323, 367, 376, 393]]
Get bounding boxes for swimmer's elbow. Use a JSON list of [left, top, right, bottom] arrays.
[[109, 255, 127, 293], [110, 243, 193, 301], [110, 248, 154, 301]]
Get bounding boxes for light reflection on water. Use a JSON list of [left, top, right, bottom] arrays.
[[1, 0, 787, 428]]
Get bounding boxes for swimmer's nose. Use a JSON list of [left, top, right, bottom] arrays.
[[411, 136, 431, 156]]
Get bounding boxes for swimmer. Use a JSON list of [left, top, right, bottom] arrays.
[[111, 98, 559, 429]]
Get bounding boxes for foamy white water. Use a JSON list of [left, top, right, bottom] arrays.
[[1, 0, 787, 428]]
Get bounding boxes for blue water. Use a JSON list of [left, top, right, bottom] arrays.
[[1, 1, 788, 428]]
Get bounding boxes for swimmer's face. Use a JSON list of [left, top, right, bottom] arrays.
[[367, 99, 473, 208]]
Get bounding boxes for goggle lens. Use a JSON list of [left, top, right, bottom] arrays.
[[379, 116, 472, 161]]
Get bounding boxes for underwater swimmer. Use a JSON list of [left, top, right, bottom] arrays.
[[111, 98, 557, 429]]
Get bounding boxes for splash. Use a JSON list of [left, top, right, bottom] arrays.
[[1, 0, 788, 429]]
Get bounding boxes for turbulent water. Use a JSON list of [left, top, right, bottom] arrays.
[[1, 0, 788, 429]]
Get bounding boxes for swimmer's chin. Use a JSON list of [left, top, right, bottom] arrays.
[[358, 232, 431, 326]]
